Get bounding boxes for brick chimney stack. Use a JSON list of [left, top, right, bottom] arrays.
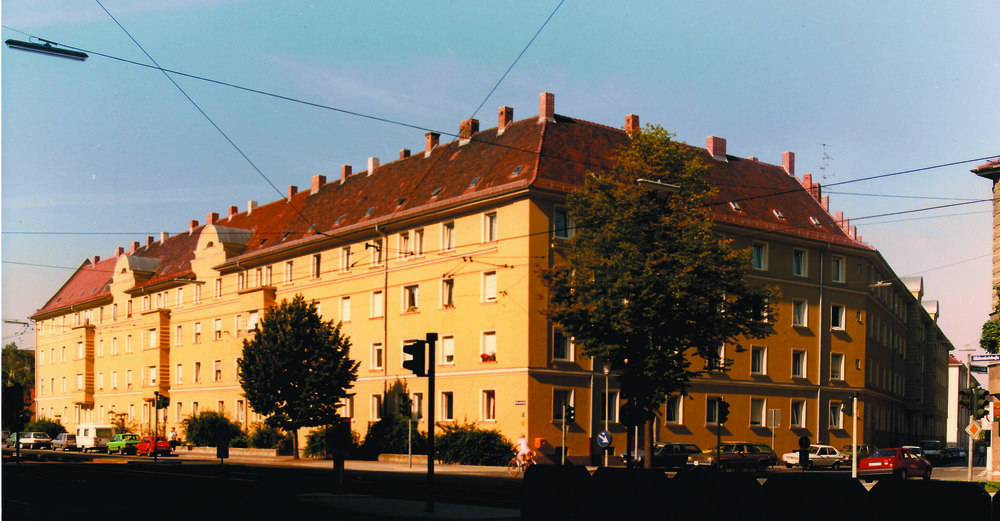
[[459, 118, 479, 142], [783, 151, 795, 176], [146, 236, 154, 246], [189, 220, 199, 234], [498, 106, 513, 134], [539, 92, 555, 123], [311, 174, 326, 194], [206, 212, 218, 225], [93, 255, 101, 265], [131, 241, 140, 252], [367, 157, 380, 175], [247, 200, 258, 214], [161, 231, 170, 242], [340, 165, 352, 184], [115, 246, 124, 256], [287, 185, 298, 200], [625, 114, 640, 137], [400, 149, 411, 159], [425, 132, 440, 156], [707, 136, 727, 161], [228, 206, 238, 218]]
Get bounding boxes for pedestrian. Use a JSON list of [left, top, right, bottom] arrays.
[[169, 427, 178, 451]]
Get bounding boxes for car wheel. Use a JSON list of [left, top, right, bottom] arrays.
[[805, 461, 813, 470], [118, 446, 124, 455], [899, 469, 907, 480], [923, 468, 931, 480], [785, 463, 793, 468], [832, 461, 841, 470]]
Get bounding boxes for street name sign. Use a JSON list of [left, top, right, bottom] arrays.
[[972, 354, 1000, 362]]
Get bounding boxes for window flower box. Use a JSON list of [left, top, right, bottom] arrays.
[[480, 353, 496, 362]]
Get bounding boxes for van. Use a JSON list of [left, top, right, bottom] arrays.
[[75, 424, 115, 452]]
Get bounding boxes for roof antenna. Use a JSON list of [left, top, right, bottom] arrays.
[[820, 144, 833, 182]]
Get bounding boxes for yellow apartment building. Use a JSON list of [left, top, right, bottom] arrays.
[[31, 92, 950, 462]]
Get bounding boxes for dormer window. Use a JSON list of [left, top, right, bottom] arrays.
[[772, 209, 786, 220], [469, 177, 481, 188], [729, 201, 743, 212], [510, 166, 524, 178], [809, 216, 821, 226]]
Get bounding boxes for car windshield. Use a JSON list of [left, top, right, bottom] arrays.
[[872, 449, 898, 458], [919, 441, 941, 450]]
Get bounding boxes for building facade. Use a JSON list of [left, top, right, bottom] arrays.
[[31, 92, 950, 461]]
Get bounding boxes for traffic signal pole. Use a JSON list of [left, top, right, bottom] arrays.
[[426, 333, 437, 514], [968, 352, 974, 482]]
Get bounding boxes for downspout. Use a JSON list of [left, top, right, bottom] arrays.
[[375, 225, 389, 408], [817, 252, 824, 443]]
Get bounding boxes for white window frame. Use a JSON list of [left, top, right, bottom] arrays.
[[750, 398, 766, 427], [176, 363, 183, 384], [751, 346, 767, 375], [213, 360, 222, 382], [482, 331, 497, 361], [398, 231, 410, 260], [482, 271, 497, 302], [371, 290, 384, 318], [832, 255, 845, 283], [791, 400, 806, 428], [440, 391, 455, 422], [440, 335, 455, 365], [553, 208, 575, 239], [792, 299, 807, 327], [371, 395, 382, 421], [792, 248, 807, 277], [483, 212, 498, 242], [340, 246, 352, 272], [214, 319, 222, 340], [413, 228, 424, 257], [553, 331, 573, 362], [791, 350, 807, 378], [441, 278, 455, 308], [403, 284, 419, 312], [371, 342, 384, 370], [340, 296, 351, 322], [706, 396, 721, 425], [830, 353, 845, 381], [482, 389, 496, 421], [829, 402, 843, 429], [442, 222, 455, 251], [831, 304, 846, 330], [311, 254, 322, 279], [751, 241, 768, 271], [665, 395, 682, 425], [284, 261, 294, 283]]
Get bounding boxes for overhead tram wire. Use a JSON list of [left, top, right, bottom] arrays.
[[90, 2, 325, 237], [469, 0, 567, 120]]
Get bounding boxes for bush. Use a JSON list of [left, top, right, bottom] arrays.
[[435, 422, 512, 466], [25, 418, 66, 438], [305, 423, 361, 459], [248, 425, 285, 449], [230, 433, 250, 448], [181, 412, 243, 447], [360, 413, 427, 459]]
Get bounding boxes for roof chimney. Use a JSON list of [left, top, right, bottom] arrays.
[[425, 132, 440, 156], [93, 255, 101, 265], [625, 114, 640, 137], [400, 148, 411, 159], [367, 157, 380, 175], [115, 246, 124, 257], [247, 200, 258, 214], [161, 231, 170, 242], [228, 205, 238, 218], [538, 92, 555, 123], [146, 236, 154, 246], [498, 106, 513, 134], [131, 241, 140, 252], [707, 136, 727, 161], [801, 173, 812, 189], [189, 220, 199, 234], [340, 165, 352, 183], [835, 211, 844, 226], [311, 174, 326, 194], [783, 151, 795, 176], [286, 185, 298, 200], [459, 118, 479, 144], [822, 195, 830, 211], [206, 212, 218, 225]]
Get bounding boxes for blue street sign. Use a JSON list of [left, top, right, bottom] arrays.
[[971, 365, 990, 374], [972, 354, 1000, 362], [597, 430, 612, 448]]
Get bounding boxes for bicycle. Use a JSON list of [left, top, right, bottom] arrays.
[[507, 451, 534, 477]]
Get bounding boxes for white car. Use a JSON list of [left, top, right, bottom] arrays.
[[781, 444, 843, 469]]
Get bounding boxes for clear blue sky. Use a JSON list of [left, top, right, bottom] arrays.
[[3, 1, 998, 357]]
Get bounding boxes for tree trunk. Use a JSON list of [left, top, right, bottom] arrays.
[[643, 418, 654, 469], [292, 427, 299, 460]]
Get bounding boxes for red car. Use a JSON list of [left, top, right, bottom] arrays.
[[136, 435, 171, 456], [859, 447, 932, 480]]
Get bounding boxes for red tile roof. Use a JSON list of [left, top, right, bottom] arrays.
[[33, 111, 865, 317]]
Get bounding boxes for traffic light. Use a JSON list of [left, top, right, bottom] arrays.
[[959, 388, 972, 410], [564, 405, 575, 423], [155, 394, 170, 409], [973, 388, 990, 419], [718, 399, 730, 424], [402, 340, 426, 377]]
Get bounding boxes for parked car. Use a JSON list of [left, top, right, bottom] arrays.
[[688, 442, 777, 471], [840, 444, 877, 463], [651, 442, 702, 469], [76, 424, 115, 453], [52, 433, 79, 451], [859, 447, 932, 480], [18, 432, 53, 449], [901, 445, 924, 459], [782, 444, 844, 469], [5, 432, 18, 448], [136, 435, 170, 456], [917, 440, 943, 463], [106, 433, 141, 455]]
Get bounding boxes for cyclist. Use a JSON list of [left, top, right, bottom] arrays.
[[515, 434, 533, 466]]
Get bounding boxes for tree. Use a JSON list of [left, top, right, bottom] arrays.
[[980, 286, 1000, 353], [543, 125, 774, 467], [3, 342, 34, 390], [238, 295, 359, 459], [2, 342, 33, 431]]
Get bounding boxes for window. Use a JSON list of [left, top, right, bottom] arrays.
[[829, 402, 843, 429], [370, 238, 384, 265], [340, 296, 351, 322], [113, 303, 118, 319], [663, 396, 684, 425], [484, 212, 498, 242], [76, 341, 84, 359], [553, 389, 573, 421], [236, 399, 245, 423], [791, 400, 806, 428], [311, 254, 322, 279], [193, 322, 202, 343], [832, 255, 845, 283], [98, 340, 104, 357], [554, 209, 575, 239], [442, 222, 455, 251], [751, 242, 768, 270], [125, 370, 133, 388], [403, 285, 419, 312], [750, 398, 765, 427], [127, 300, 133, 317], [441, 336, 455, 364], [193, 284, 201, 304], [176, 364, 183, 384], [176, 402, 183, 422], [706, 397, 721, 425], [217, 401, 225, 414], [284, 261, 293, 283], [126, 335, 133, 354], [708, 344, 725, 371], [340, 396, 354, 420], [413, 229, 424, 256], [147, 328, 158, 348], [831, 353, 845, 380], [482, 331, 497, 361], [214, 319, 222, 340], [97, 372, 104, 390], [213, 360, 222, 382], [192, 402, 199, 416], [482, 390, 496, 421], [371, 343, 384, 370], [792, 350, 807, 378], [440, 392, 454, 421], [831, 304, 845, 330], [254, 268, 262, 287], [264, 266, 272, 286], [553, 332, 573, 361], [371, 291, 384, 318], [411, 393, 423, 421], [399, 232, 410, 259], [248, 310, 259, 332], [112, 371, 118, 389], [235, 314, 243, 335], [147, 366, 157, 385], [175, 326, 183, 346], [751, 346, 767, 375], [341, 247, 352, 272], [482, 271, 497, 302], [143, 295, 150, 311], [792, 249, 807, 277], [214, 278, 222, 297], [194, 362, 201, 383], [602, 391, 622, 423], [792, 300, 807, 327], [237, 272, 247, 290], [441, 278, 455, 308]]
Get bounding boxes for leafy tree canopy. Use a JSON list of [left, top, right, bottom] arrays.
[[238, 295, 359, 432], [543, 125, 774, 414], [3, 342, 34, 390], [980, 286, 1000, 353]]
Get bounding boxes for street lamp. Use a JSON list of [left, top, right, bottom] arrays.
[[5, 39, 88, 61], [603, 359, 611, 467], [636, 178, 680, 194]]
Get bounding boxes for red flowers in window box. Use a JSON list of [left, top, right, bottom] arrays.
[[480, 353, 497, 362]]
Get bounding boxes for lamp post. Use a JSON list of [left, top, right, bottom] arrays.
[[603, 359, 611, 467], [5, 39, 88, 61]]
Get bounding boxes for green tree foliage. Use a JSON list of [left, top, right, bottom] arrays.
[[2, 342, 34, 390], [238, 295, 359, 457], [25, 418, 66, 438], [980, 286, 1000, 354], [359, 381, 427, 459], [305, 423, 361, 459], [543, 125, 774, 414], [435, 422, 513, 466], [248, 424, 287, 449], [181, 411, 243, 447]]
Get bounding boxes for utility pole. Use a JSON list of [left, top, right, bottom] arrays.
[[969, 352, 974, 482]]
